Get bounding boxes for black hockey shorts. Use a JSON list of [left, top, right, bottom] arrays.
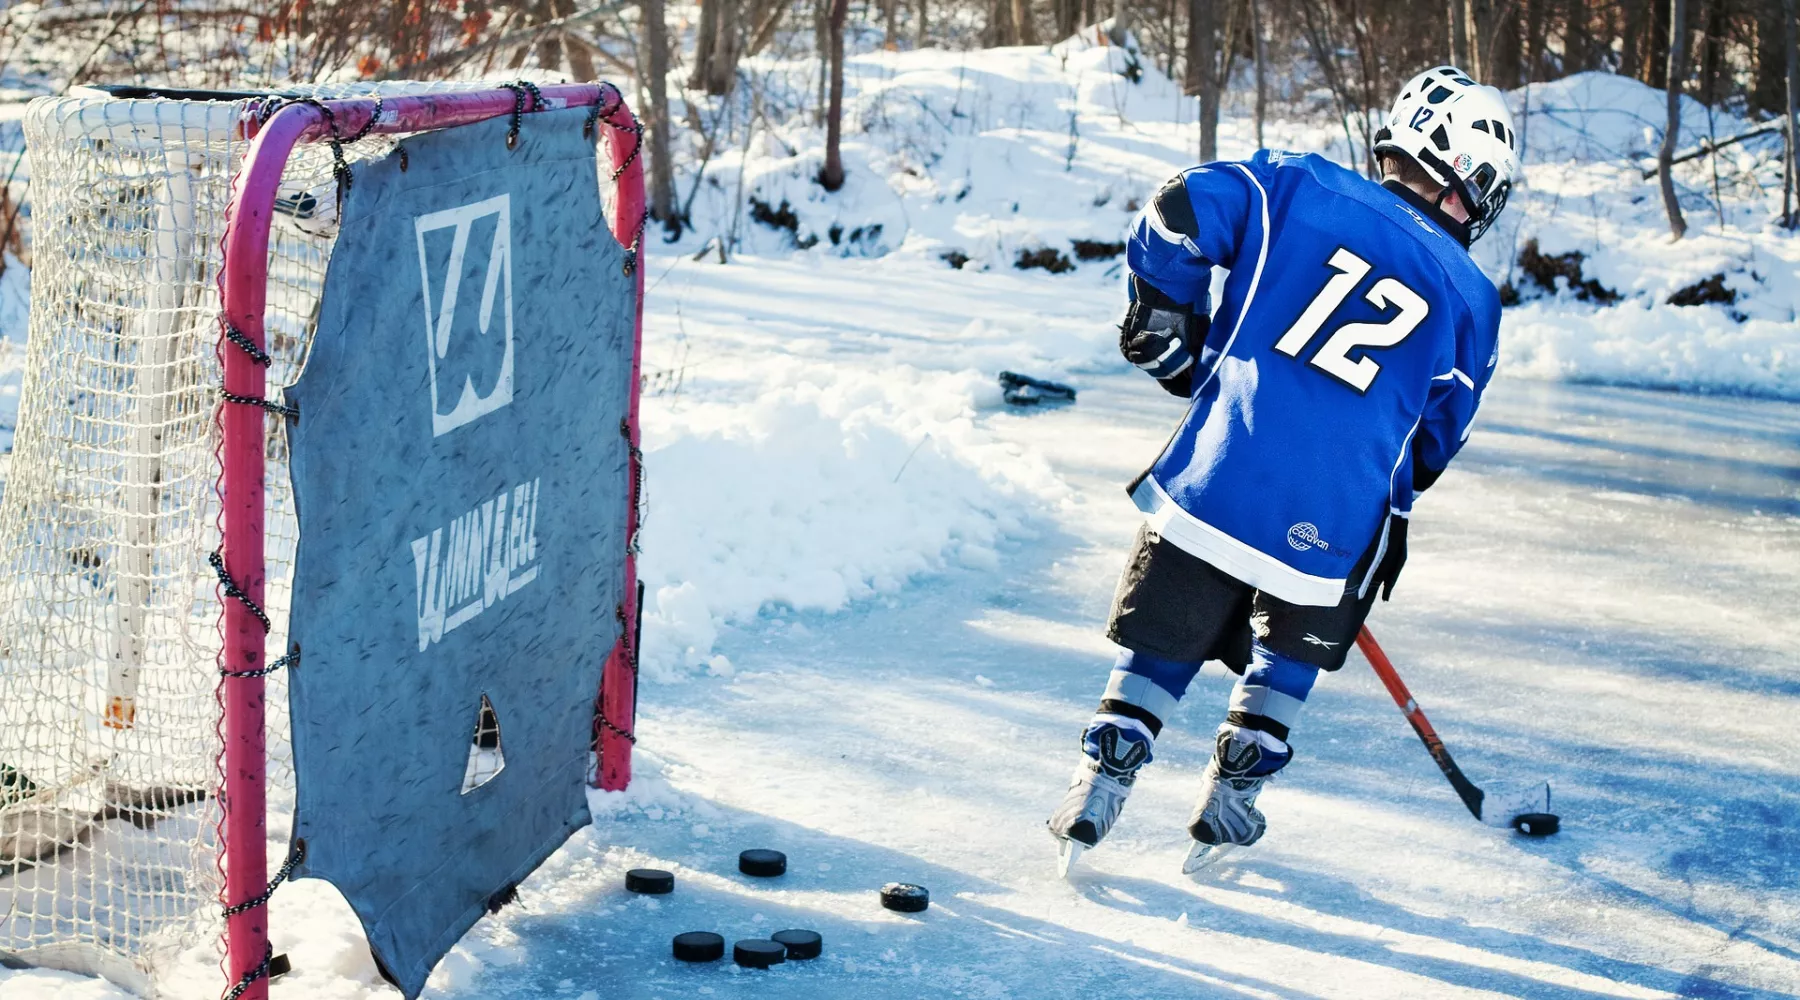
[[1104, 523, 1380, 673]]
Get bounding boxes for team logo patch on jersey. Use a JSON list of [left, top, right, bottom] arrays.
[[1287, 522, 1329, 552]]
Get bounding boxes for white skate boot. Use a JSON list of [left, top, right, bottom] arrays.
[[1047, 719, 1153, 878], [1182, 724, 1289, 875]]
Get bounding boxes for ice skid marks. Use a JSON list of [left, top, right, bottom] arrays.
[[1181, 842, 1236, 876], [1478, 781, 1553, 829]]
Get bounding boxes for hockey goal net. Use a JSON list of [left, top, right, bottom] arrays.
[[0, 82, 644, 998]]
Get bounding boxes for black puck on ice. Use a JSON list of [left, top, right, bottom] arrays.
[[733, 938, 787, 968], [771, 928, 823, 960], [738, 849, 787, 877], [625, 868, 675, 894], [879, 882, 930, 913], [672, 931, 725, 962], [1514, 812, 1561, 837]]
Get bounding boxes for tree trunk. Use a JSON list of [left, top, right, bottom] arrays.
[[816, 0, 829, 122], [642, 0, 678, 230], [1697, 0, 1724, 103], [707, 0, 741, 95], [1620, 0, 1647, 80], [1055, 0, 1079, 39], [1191, 0, 1218, 159], [1645, 0, 1670, 87], [917, 0, 928, 46], [690, 0, 719, 89], [1108, 0, 1130, 46], [1251, 0, 1267, 149], [1754, 0, 1790, 116], [885, 0, 899, 48], [1448, 0, 1469, 67], [1560, 0, 1595, 73], [986, 0, 1013, 46], [535, 0, 564, 73], [1463, 0, 1489, 80], [1489, 0, 1522, 87], [1659, 0, 1689, 239], [1523, 0, 1548, 82], [822, 0, 850, 190], [1785, 0, 1798, 226], [1012, 0, 1040, 44]]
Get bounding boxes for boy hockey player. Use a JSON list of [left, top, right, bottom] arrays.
[[1049, 67, 1521, 875]]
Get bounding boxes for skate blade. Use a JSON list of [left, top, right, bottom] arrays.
[[1056, 839, 1084, 879], [1181, 841, 1235, 876]]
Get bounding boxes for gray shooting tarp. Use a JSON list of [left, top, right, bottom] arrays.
[[285, 107, 633, 998]]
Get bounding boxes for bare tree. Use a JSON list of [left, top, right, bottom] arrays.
[[1188, 0, 1219, 160], [917, 0, 929, 47], [1448, 0, 1469, 65], [1785, 0, 1798, 226], [642, 0, 678, 231], [822, 0, 850, 190], [1251, 0, 1268, 149], [1658, 0, 1689, 238], [690, 0, 742, 95], [1108, 0, 1130, 46], [1012, 0, 1041, 44]]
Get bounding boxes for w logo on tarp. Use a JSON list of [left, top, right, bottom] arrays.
[[415, 195, 515, 437]]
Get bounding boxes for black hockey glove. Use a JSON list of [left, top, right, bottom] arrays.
[[1119, 275, 1207, 398], [1368, 514, 1408, 601]]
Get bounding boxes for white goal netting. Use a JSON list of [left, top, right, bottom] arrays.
[[0, 82, 504, 995]]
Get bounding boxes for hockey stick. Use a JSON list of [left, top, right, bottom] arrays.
[[1356, 627, 1558, 836]]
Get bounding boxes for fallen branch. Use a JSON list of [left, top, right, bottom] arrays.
[[1639, 119, 1786, 179]]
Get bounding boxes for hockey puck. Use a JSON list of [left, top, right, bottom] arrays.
[[770, 928, 823, 960], [738, 849, 787, 877], [672, 931, 725, 963], [733, 938, 786, 968], [625, 868, 675, 894], [1514, 812, 1561, 837], [879, 882, 929, 913]]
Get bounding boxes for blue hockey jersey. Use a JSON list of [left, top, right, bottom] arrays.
[[1126, 150, 1501, 607]]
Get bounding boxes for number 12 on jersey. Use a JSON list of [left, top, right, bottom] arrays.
[[1273, 247, 1430, 393]]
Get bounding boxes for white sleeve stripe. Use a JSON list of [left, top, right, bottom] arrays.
[[1188, 164, 1270, 400], [1143, 202, 1204, 259], [1432, 367, 1476, 389]]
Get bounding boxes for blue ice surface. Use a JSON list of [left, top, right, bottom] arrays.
[[431, 374, 1800, 1000]]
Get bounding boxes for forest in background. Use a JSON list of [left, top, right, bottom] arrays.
[[0, 0, 1796, 238]]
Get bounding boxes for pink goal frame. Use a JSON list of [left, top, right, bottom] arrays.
[[215, 84, 644, 1000]]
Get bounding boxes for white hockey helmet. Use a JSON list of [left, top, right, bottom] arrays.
[[1373, 66, 1520, 242]]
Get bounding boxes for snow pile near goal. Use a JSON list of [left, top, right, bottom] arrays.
[[635, 359, 1062, 679]]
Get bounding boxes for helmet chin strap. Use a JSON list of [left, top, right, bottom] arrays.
[[1413, 147, 1481, 226]]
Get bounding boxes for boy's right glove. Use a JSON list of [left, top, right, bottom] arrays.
[[1119, 275, 1206, 398]]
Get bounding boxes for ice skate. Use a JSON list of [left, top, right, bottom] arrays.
[[1182, 725, 1287, 875], [1047, 720, 1153, 877]]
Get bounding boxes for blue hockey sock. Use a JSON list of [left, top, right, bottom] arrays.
[[1099, 648, 1206, 736], [1221, 642, 1319, 777]]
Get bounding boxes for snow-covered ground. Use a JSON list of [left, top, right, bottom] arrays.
[[1, 38, 1798, 1000]]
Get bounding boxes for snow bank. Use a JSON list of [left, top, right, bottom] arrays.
[[1502, 300, 1798, 398], [635, 361, 1058, 678]]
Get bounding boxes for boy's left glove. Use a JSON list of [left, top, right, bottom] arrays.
[[1119, 275, 1206, 398], [1367, 514, 1408, 601]]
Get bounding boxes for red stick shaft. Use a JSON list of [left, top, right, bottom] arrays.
[[1356, 626, 1486, 819]]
